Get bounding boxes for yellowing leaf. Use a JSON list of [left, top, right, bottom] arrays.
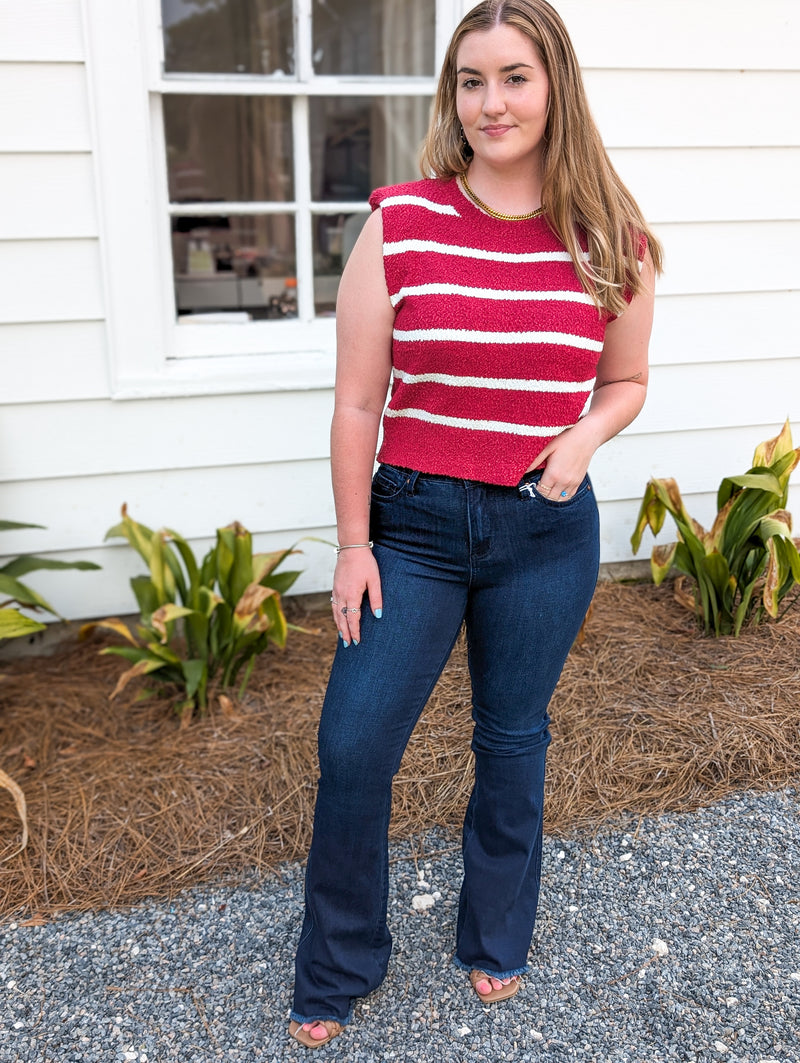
[[651, 542, 677, 585], [79, 618, 138, 645], [234, 582, 275, 618], [753, 418, 793, 468], [0, 769, 28, 859], [151, 603, 196, 642], [109, 657, 167, 699]]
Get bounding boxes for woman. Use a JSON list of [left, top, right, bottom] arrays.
[[290, 0, 662, 1048]]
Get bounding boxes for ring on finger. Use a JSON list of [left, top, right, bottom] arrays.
[[330, 596, 340, 605]]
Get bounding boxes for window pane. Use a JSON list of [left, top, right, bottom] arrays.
[[310, 96, 431, 202], [313, 211, 370, 315], [313, 0, 434, 76], [161, 0, 294, 75], [171, 214, 297, 320], [164, 96, 293, 203]]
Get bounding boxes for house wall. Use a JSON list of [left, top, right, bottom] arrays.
[[1, 0, 798, 620]]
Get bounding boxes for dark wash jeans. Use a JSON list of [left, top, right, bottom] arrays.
[[292, 463, 600, 1025]]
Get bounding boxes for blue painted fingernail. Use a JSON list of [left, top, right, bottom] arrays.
[[342, 640, 349, 648], [375, 609, 383, 619], [352, 638, 359, 646]]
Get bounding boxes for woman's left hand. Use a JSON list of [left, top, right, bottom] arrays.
[[525, 423, 598, 500]]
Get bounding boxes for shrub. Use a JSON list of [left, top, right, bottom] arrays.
[[631, 420, 800, 636], [81, 506, 304, 714], [1, 521, 101, 639]]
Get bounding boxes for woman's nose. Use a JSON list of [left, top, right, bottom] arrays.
[[482, 82, 507, 116]]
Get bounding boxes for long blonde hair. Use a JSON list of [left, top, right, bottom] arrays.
[[420, 0, 663, 315]]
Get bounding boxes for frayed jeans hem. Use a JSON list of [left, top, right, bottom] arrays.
[[453, 956, 529, 980], [289, 1008, 352, 1028]]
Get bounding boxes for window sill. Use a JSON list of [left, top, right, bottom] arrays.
[[110, 347, 336, 400]]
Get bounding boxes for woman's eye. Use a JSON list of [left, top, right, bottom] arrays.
[[508, 74, 527, 85], [461, 78, 481, 89]]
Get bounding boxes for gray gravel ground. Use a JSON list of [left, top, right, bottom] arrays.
[[2, 788, 798, 1063]]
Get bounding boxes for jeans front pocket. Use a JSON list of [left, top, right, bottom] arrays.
[[517, 471, 593, 509], [371, 463, 413, 503]]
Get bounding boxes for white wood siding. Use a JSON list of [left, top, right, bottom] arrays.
[[1, 0, 798, 621]]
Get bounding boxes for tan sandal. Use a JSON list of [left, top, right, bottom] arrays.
[[289, 1019, 343, 1049], [470, 969, 521, 1003]]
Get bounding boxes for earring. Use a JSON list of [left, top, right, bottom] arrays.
[[459, 126, 473, 159]]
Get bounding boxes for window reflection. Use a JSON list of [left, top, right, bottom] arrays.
[[164, 96, 293, 203], [172, 214, 297, 319], [313, 211, 370, 315], [161, 0, 294, 76], [310, 96, 431, 201], [313, 0, 434, 76]]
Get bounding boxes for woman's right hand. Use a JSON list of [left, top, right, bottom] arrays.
[[331, 548, 383, 646]]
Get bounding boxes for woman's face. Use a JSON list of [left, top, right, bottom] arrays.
[[455, 23, 550, 176]]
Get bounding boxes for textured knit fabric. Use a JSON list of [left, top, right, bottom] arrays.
[[369, 177, 618, 486]]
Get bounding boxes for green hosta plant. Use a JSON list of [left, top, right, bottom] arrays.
[[631, 420, 800, 636], [1, 521, 100, 639], [81, 506, 304, 713]]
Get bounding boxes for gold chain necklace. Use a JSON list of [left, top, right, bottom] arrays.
[[461, 174, 545, 221]]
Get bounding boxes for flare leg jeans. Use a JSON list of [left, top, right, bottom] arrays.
[[291, 464, 599, 1026]]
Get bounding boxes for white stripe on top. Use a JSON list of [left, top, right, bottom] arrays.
[[393, 327, 604, 353], [389, 283, 596, 309], [383, 407, 572, 437], [392, 368, 595, 393], [378, 195, 461, 216], [384, 240, 590, 264]]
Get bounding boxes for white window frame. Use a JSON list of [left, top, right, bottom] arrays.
[[82, 0, 464, 399]]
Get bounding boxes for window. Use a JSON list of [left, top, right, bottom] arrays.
[[84, 0, 463, 397]]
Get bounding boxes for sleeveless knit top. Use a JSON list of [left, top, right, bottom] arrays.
[[369, 177, 624, 487]]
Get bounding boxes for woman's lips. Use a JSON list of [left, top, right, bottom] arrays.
[[481, 125, 514, 137]]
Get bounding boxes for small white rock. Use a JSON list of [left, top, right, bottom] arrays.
[[432, 891, 442, 901], [651, 938, 669, 957], [557, 850, 565, 860], [714, 1042, 728, 1054], [131, 945, 140, 956], [725, 996, 739, 1006], [411, 893, 435, 911], [754, 897, 770, 913], [531, 1030, 544, 1042], [619, 852, 633, 862], [13, 1022, 24, 1030], [7, 980, 16, 990], [457, 1025, 471, 1036], [568, 905, 579, 913], [789, 972, 800, 981]]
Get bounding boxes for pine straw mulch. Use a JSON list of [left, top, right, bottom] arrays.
[[1, 580, 798, 921]]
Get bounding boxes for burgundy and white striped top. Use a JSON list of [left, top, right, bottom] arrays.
[[369, 178, 621, 487]]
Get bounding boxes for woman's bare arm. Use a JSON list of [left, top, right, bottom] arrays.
[[329, 209, 395, 644]]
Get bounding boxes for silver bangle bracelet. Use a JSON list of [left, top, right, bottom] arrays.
[[335, 541, 374, 556]]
